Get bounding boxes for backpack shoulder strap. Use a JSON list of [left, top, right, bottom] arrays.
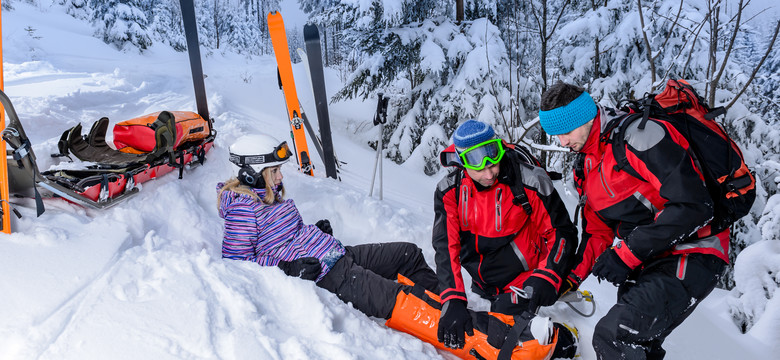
[[503, 148, 536, 215], [604, 112, 647, 182], [454, 169, 463, 205]]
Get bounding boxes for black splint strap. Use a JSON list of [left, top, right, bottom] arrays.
[[497, 312, 535, 360]]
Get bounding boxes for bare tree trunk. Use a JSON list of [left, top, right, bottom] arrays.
[[590, 0, 609, 79], [707, 1, 720, 106], [213, 0, 220, 49], [529, 0, 570, 164], [456, 0, 464, 24], [541, 0, 548, 92], [637, 0, 684, 91]]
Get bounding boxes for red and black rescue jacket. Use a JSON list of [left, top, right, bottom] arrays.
[[433, 146, 578, 304], [570, 107, 729, 285]]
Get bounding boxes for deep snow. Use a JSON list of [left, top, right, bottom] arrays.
[[0, 2, 776, 360]]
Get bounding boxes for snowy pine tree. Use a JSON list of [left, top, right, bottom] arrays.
[[89, 0, 152, 51], [227, 3, 263, 55], [319, 1, 513, 175], [148, 0, 186, 52], [63, 0, 90, 19]]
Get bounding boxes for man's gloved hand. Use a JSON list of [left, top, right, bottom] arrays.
[[437, 299, 474, 349], [277, 257, 321, 281], [315, 219, 333, 235], [591, 248, 632, 285], [557, 277, 579, 297], [523, 276, 559, 311]]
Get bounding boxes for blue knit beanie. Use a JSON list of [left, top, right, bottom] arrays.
[[453, 120, 495, 149], [538, 92, 598, 135]]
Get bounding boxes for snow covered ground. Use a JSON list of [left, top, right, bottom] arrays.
[[0, 3, 776, 359]]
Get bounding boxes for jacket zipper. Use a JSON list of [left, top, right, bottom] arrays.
[[461, 184, 469, 227], [495, 187, 502, 231], [599, 162, 616, 198]]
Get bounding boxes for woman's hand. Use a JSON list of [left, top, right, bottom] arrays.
[[277, 257, 321, 280], [315, 219, 333, 235]]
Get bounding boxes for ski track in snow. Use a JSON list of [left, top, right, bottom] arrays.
[[0, 2, 775, 360]]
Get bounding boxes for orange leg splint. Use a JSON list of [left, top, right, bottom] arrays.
[[386, 275, 557, 360]]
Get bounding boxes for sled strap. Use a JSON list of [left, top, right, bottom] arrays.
[[196, 144, 207, 165], [11, 139, 33, 168], [497, 312, 535, 360], [178, 151, 185, 179], [4, 135, 45, 216]]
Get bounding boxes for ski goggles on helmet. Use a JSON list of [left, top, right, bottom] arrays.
[[456, 138, 505, 171], [229, 141, 292, 167]]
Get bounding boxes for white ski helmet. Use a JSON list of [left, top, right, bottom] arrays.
[[228, 134, 291, 173]]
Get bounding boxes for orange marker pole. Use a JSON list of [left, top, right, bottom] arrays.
[[0, 0, 12, 233]]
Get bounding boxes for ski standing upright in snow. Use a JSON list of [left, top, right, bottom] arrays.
[[303, 24, 338, 180], [0, 4, 12, 233], [267, 12, 313, 176]]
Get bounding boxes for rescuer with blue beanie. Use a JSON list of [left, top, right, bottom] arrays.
[[452, 119, 496, 149], [433, 118, 581, 359], [538, 88, 598, 136]]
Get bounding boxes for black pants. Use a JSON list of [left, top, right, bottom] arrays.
[[316, 242, 439, 319], [592, 253, 725, 360]]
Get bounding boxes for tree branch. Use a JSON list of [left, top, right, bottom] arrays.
[[713, 0, 744, 93], [725, 19, 780, 110], [653, 0, 684, 63], [529, 0, 543, 36], [637, 0, 657, 89], [546, 0, 572, 42]]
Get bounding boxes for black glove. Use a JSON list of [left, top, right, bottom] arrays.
[[277, 257, 321, 281], [315, 219, 333, 235], [557, 276, 579, 297], [523, 276, 559, 311], [591, 248, 632, 285], [437, 299, 474, 349]]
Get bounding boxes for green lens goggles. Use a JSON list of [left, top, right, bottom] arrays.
[[457, 138, 505, 171]]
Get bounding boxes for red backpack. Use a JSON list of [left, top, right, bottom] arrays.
[[603, 79, 756, 233]]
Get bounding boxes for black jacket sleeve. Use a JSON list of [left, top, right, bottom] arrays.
[[619, 119, 714, 263], [511, 159, 578, 289]]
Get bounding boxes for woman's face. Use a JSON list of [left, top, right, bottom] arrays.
[[266, 166, 283, 186]]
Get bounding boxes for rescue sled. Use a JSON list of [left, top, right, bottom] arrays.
[[1, 90, 214, 210], [2, 0, 213, 212]]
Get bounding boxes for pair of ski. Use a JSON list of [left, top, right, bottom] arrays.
[[267, 12, 338, 180]]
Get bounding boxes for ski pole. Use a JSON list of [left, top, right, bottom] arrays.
[[368, 93, 388, 199]]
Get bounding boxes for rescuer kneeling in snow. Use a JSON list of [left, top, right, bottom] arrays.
[[433, 120, 580, 359]]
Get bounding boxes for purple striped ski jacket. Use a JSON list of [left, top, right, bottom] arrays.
[[217, 183, 345, 282]]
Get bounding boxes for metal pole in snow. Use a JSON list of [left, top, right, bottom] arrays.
[[368, 93, 388, 199]]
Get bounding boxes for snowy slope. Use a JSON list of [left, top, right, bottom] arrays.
[[0, 3, 775, 360]]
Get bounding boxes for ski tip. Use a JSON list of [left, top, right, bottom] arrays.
[[303, 23, 319, 37]]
